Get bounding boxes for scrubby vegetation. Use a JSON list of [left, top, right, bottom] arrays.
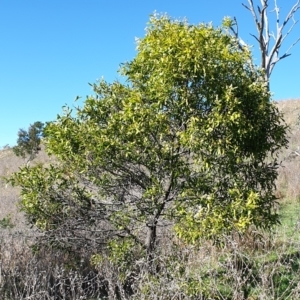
[[5, 106, 300, 299], [1, 200, 300, 299], [0, 109, 299, 298], [0, 15, 300, 299]]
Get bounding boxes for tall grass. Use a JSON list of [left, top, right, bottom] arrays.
[[2, 226, 300, 299]]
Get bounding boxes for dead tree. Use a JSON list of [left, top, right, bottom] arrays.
[[229, 0, 300, 88]]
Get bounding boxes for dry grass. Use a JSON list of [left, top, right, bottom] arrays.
[[1, 228, 300, 299], [276, 99, 300, 128], [0, 232, 109, 299], [275, 99, 300, 201]]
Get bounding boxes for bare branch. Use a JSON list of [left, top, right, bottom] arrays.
[[229, 17, 249, 51], [267, 0, 300, 76], [244, 0, 261, 33], [282, 0, 300, 28], [242, 2, 252, 11], [263, 1, 270, 50], [231, 16, 239, 38], [250, 33, 261, 43], [280, 18, 300, 55], [242, 0, 300, 86], [283, 36, 300, 56]]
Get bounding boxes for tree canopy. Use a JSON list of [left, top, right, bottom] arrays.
[[12, 121, 44, 164], [10, 15, 287, 265]]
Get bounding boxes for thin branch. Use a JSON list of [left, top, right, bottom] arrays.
[[242, 0, 300, 83], [243, 1, 261, 33], [268, 0, 300, 76], [283, 36, 300, 56]]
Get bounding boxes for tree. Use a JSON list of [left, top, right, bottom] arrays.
[[12, 121, 44, 164], [225, 0, 300, 87], [10, 15, 287, 267]]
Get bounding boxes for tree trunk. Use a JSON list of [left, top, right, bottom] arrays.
[[145, 221, 157, 272], [145, 223, 157, 255]]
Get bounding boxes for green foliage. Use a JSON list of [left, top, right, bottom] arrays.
[[10, 164, 67, 230], [0, 214, 14, 229], [12, 121, 44, 163], [10, 14, 287, 263], [222, 16, 235, 29]]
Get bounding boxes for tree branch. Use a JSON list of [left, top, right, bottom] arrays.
[[242, 0, 300, 85]]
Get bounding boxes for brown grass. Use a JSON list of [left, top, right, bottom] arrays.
[[275, 99, 300, 201]]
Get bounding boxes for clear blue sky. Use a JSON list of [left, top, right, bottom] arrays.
[[1, 0, 299, 147]]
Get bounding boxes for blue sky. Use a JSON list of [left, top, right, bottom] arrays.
[[1, 0, 299, 147]]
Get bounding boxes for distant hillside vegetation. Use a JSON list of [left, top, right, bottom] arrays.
[[276, 99, 300, 128]]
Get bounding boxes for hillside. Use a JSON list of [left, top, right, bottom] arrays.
[[276, 99, 300, 128], [274, 99, 300, 201]]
